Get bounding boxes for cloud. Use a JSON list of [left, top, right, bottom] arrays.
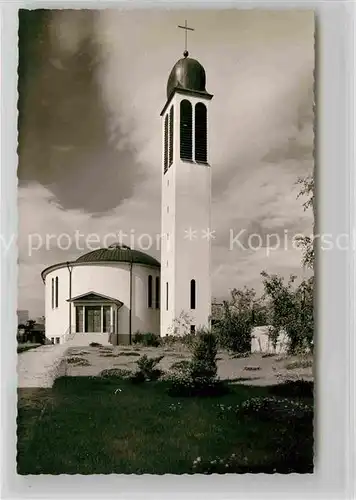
[[17, 180, 162, 314], [18, 9, 315, 317]]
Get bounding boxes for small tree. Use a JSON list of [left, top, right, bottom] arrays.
[[213, 287, 265, 353], [295, 174, 315, 269], [167, 310, 193, 337], [167, 330, 223, 396], [133, 354, 164, 382], [24, 320, 36, 343], [190, 331, 218, 380], [261, 271, 314, 354]]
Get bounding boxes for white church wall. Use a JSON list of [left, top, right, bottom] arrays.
[[132, 265, 160, 335], [44, 266, 71, 342], [44, 261, 160, 342], [70, 263, 131, 336]]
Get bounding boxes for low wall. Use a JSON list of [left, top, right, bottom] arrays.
[[251, 326, 288, 354], [67, 333, 111, 346]]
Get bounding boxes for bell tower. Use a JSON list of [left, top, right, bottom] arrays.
[[160, 29, 213, 337]]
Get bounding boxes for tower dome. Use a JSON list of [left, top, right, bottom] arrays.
[[166, 52, 208, 99]]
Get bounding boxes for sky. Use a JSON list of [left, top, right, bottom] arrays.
[[18, 9, 314, 318]]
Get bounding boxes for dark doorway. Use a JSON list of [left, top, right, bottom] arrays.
[[85, 306, 101, 332]]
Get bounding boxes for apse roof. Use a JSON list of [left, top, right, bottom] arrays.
[[41, 244, 160, 280], [75, 245, 160, 268]]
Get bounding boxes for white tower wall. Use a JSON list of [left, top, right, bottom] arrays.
[[161, 92, 212, 336]]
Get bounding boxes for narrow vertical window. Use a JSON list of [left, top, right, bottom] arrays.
[[51, 278, 54, 309], [190, 325, 196, 334], [155, 276, 160, 309], [195, 102, 207, 163], [166, 282, 169, 311], [164, 114, 168, 173], [75, 306, 83, 333], [55, 276, 59, 308], [169, 105, 174, 166], [148, 275, 153, 308], [190, 279, 196, 310], [180, 100, 192, 161]]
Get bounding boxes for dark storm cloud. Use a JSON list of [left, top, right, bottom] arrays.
[[18, 9, 144, 213]]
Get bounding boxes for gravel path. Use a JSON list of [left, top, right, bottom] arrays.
[[17, 344, 69, 388]]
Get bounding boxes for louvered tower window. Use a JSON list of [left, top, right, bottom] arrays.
[[180, 100, 193, 161], [164, 114, 168, 173], [195, 102, 207, 163], [169, 105, 174, 166]]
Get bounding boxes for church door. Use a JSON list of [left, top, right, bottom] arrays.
[[85, 306, 101, 333]]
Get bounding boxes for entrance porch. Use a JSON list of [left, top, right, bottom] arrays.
[[67, 292, 123, 342]]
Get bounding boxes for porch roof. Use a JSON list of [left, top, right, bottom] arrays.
[[67, 291, 123, 307]]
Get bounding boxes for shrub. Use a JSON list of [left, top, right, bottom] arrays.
[[66, 357, 90, 366], [261, 272, 314, 354], [166, 331, 226, 397], [271, 418, 313, 468], [269, 380, 314, 398], [190, 331, 218, 379], [212, 287, 266, 353], [100, 368, 132, 379], [89, 342, 102, 347], [191, 396, 313, 473], [213, 303, 252, 353], [235, 396, 314, 469], [191, 448, 312, 474], [191, 453, 251, 474], [170, 359, 191, 371], [117, 351, 141, 357], [129, 370, 147, 384], [133, 332, 161, 347], [235, 396, 313, 422], [162, 333, 196, 350], [161, 335, 180, 346], [167, 369, 226, 397], [285, 359, 313, 370], [134, 354, 164, 381]]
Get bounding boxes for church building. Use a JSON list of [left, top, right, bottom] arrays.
[[41, 43, 212, 346]]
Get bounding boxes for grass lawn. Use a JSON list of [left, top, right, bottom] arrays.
[[17, 376, 313, 475]]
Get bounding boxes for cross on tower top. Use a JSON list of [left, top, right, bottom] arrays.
[[178, 20, 195, 57]]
